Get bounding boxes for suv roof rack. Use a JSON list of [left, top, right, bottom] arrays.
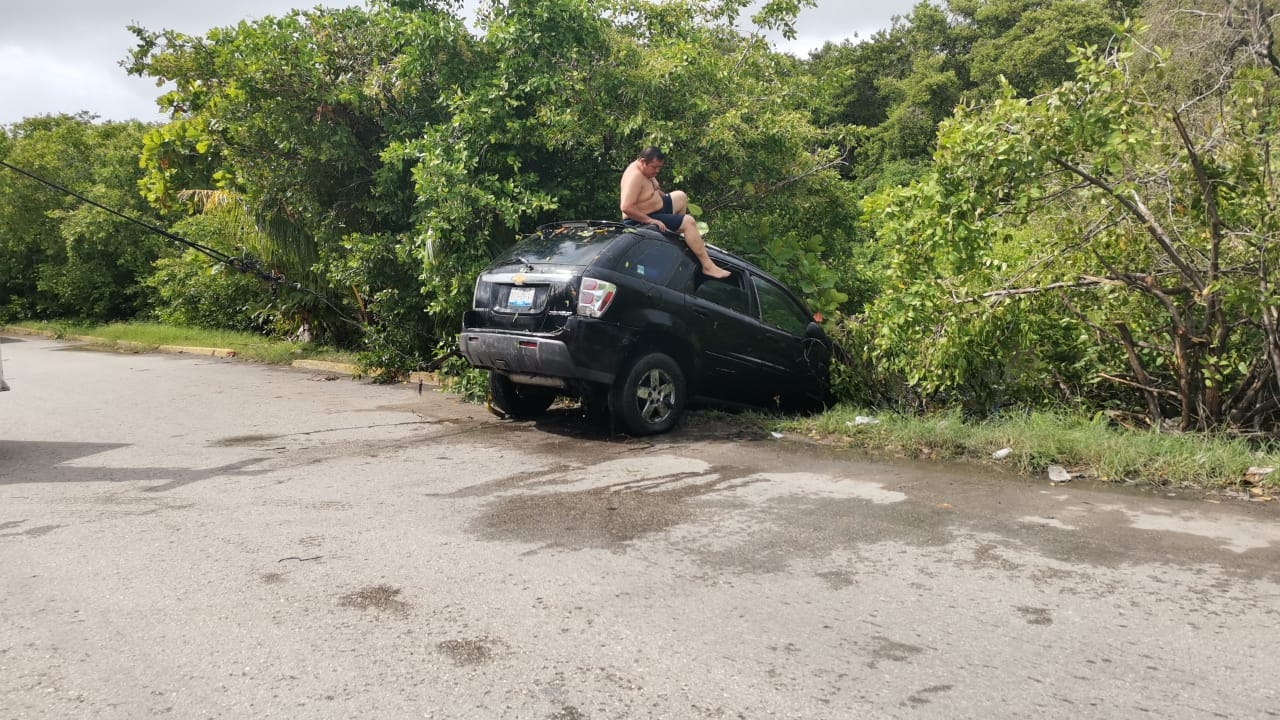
[[535, 219, 693, 238], [531, 219, 727, 253], [535, 219, 631, 233]]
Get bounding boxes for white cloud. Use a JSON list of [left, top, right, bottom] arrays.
[[1, 44, 168, 124], [0, 0, 360, 126]]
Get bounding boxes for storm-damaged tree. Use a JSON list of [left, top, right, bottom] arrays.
[[862, 1, 1280, 432]]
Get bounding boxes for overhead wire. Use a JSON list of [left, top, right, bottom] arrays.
[[0, 158, 463, 373], [0, 158, 359, 327]]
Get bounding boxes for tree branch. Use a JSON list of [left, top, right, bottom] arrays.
[[707, 150, 850, 212], [1050, 156, 1206, 292], [1115, 321, 1165, 422], [969, 276, 1116, 302], [1096, 372, 1181, 398]]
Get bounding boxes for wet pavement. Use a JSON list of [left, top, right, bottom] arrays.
[[1, 334, 1278, 719]]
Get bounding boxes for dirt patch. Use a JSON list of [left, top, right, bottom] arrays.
[[469, 475, 731, 549], [866, 636, 926, 669], [1015, 605, 1053, 625], [437, 636, 502, 666], [212, 434, 282, 447], [260, 572, 285, 585], [337, 584, 409, 613], [816, 570, 856, 590], [0, 523, 65, 538]]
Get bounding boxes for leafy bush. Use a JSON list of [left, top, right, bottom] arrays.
[[438, 356, 488, 404]]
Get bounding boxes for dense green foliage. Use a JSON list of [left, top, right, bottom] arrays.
[[0, 114, 167, 321], [861, 5, 1280, 432], [2, 0, 1278, 434]]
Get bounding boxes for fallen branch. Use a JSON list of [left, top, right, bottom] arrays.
[[974, 277, 1115, 301], [1097, 372, 1180, 398], [707, 150, 850, 212]]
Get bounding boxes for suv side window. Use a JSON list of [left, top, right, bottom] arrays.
[[617, 239, 686, 286], [690, 272, 750, 315], [752, 275, 811, 336]]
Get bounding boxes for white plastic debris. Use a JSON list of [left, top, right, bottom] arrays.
[[852, 416, 879, 426], [992, 447, 1013, 460], [1245, 466, 1275, 478], [770, 432, 784, 439], [1047, 465, 1072, 484]]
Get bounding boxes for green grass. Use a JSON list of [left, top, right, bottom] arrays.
[[779, 406, 1279, 490], [7, 321, 357, 366]]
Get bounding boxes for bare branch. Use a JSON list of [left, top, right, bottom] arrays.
[[970, 277, 1117, 302], [1097, 372, 1181, 398], [1169, 109, 1224, 283], [1050, 156, 1207, 292], [708, 150, 849, 212]]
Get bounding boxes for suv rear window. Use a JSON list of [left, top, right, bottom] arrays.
[[495, 226, 621, 266], [616, 238, 688, 286]]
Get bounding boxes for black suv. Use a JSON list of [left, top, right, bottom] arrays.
[[458, 220, 832, 435]]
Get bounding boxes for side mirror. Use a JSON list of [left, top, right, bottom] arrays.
[[805, 321, 827, 340]]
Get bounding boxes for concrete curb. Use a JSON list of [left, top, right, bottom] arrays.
[[289, 358, 439, 386], [51, 333, 237, 358], [158, 344, 237, 358], [291, 359, 359, 374]]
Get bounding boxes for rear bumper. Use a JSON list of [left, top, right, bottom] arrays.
[[457, 318, 626, 386]]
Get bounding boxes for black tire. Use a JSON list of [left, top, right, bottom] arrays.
[[488, 372, 556, 419], [612, 352, 686, 435]]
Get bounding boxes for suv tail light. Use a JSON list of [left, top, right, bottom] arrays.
[[577, 277, 617, 317]]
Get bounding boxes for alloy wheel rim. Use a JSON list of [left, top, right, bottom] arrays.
[[635, 367, 676, 424]]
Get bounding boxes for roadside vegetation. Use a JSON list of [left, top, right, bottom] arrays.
[[2, 0, 1278, 489], [780, 408, 1278, 491], [6, 321, 355, 366]]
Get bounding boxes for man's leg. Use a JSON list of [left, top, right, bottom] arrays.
[[680, 215, 730, 278], [669, 190, 689, 214]]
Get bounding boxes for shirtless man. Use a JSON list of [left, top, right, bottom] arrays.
[[620, 146, 731, 278]]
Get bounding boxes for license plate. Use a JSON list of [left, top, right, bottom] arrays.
[[507, 286, 535, 309]]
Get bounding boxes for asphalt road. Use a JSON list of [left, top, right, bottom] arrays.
[[2, 334, 1278, 719]]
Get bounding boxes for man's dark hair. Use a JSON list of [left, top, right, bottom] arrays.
[[638, 146, 665, 162]]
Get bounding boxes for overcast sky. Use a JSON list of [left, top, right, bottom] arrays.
[[0, 1, 917, 127]]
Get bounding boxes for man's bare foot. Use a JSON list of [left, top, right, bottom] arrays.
[[702, 265, 732, 279]]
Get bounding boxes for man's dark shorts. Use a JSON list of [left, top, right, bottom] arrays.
[[624, 193, 684, 232]]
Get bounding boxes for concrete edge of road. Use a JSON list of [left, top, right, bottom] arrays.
[[1, 325, 439, 386]]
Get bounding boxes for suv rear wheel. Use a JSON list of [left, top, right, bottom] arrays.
[[613, 352, 685, 435], [488, 372, 557, 419]]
